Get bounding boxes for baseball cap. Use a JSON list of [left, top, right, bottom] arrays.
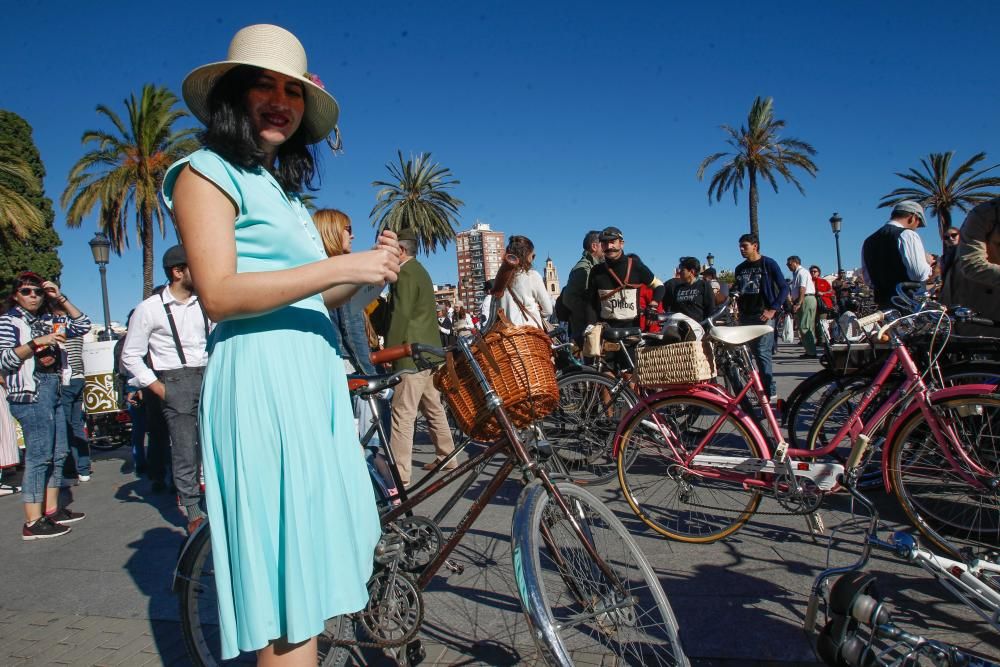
[[162, 245, 188, 270], [397, 228, 417, 242], [891, 200, 926, 227], [598, 226, 623, 242]]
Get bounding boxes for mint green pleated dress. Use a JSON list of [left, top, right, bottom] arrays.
[[163, 149, 380, 658]]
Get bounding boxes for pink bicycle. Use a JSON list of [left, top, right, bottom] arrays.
[[612, 309, 1000, 549]]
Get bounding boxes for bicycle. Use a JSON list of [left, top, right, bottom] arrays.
[[804, 462, 1000, 666], [174, 261, 688, 667], [612, 308, 1000, 547]]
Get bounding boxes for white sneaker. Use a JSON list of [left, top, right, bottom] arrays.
[[78, 475, 91, 482]]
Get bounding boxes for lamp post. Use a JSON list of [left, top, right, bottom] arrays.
[[706, 252, 715, 268], [88, 231, 113, 341], [828, 213, 843, 276]]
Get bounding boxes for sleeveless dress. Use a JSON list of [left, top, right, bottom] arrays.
[[162, 149, 380, 658]]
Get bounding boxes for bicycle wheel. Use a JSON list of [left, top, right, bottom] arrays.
[[540, 371, 638, 485], [512, 480, 688, 667], [177, 523, 355, 666], [887, 394, 1000, 554], [617, 395, 763, 543]]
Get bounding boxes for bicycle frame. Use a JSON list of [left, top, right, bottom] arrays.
[[379, 336, 629, 597]]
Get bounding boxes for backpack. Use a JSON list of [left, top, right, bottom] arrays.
[[554, 292, 572, 322]]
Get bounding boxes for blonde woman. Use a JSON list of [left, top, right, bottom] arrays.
[[496, 235, 553, 329], [313, 208, 380, 375]]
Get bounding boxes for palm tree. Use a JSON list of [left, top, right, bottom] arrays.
[[371, 150, 464, 255], [697, 96, 819, 239], [62, 85, 199, 298], [878, 151, 1000, 243], [0, 144, 45, 239]]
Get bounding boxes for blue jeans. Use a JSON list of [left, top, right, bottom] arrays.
[[741, 316, 777, 398], [9, 373, 68, 504], [61, 377, 89, 476]]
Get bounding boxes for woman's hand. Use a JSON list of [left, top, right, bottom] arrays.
[[34, 331, 66, 348], [41, 280, 63, 302], [342, 248, 401, 285], [375, 229, 400, 257]]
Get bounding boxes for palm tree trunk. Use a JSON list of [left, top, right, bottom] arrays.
[[937, 207, 952, 252], [142, 210, 154, 299], [748, 166, 760, 239]]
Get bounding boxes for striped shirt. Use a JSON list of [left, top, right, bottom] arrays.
[[0, 307, 92, 403]]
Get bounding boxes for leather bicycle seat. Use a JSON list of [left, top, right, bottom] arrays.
[[708, 325, 774, 346], [602, 327, 642, 342]]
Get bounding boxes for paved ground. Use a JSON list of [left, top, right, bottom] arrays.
[[1, 344, 997, 666]]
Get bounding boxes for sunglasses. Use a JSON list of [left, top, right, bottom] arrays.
[[17, 287, 44, 297], [345, 226, 353, 234], [944, 232, 959, 239]]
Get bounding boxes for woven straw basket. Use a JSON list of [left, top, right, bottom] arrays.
[[433, 311, 558, 441], [635, 340, 716, 386]]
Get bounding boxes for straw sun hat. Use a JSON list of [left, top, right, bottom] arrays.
[[182, 24, 339, 144]]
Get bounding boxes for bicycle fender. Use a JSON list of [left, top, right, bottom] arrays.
[[172, 519, 210, 593], [880, 384, 999, 492], [612, 385, 772, 459]]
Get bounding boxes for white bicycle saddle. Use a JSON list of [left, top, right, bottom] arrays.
[[708, 325, 774, 346]]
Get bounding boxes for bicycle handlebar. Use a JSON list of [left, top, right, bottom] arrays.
[[370, 343, 413, 365]]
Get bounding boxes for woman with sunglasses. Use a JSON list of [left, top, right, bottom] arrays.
[[0, 272, 91, 539]]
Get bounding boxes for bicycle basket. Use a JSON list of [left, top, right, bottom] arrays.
[[433, 310, 558, 441], [635, 339, 716, 386]]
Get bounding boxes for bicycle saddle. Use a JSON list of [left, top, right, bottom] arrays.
[[708, 325, 774, 346], [602, 327, 642, 342]]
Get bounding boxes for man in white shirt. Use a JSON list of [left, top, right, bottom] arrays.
[[121, 246, 212, 533], [786, 255, 818, 358], [861, 200, 933, 308]]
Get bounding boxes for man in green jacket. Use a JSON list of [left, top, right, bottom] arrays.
[[386, 229, 457, 486], [561, 230, 604, 343]]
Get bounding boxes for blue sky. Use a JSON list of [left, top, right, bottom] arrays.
[[3, 1, 998, 323]]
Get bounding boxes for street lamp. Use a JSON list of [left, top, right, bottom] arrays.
[[706, 252, 715, 268], [88, 231, 113, 341], [828, 212, 843, 275]]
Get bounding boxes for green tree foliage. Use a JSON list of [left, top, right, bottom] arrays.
[[697, 96, 819, 240], [0, 110, 62, 288], [878, 151, 1000, 244], [370, 151, 464, 255], [62, 85, 198, 298]]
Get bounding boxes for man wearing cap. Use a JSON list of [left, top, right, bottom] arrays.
[[385, 229, 457, 487], [862, 201, 933, 308], [561, 230, 604, 344], [121, 245, 213, 533], [586, 226, 665, 333]]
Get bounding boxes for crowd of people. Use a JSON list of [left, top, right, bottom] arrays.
[[1, 21, 999, 666]]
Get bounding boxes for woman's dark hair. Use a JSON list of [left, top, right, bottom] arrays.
[[6, 272, 48, 313], [506, 235, 535, 272], [201, 65, 320, 193]]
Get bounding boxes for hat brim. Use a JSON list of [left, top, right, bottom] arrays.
[[182, 61, 339, 144]]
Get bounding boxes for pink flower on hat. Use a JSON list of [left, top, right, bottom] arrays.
[[305, 72, 325, 89]]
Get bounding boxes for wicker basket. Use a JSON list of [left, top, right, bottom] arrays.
[[433, 312, 558, 441], [635, 340, 716, 386]]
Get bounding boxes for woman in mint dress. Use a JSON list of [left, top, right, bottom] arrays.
[[162, 25, 400, 664]]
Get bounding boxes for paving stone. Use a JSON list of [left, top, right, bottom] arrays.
[[66, 646, 118, 667], [101, 634, 157, 665]]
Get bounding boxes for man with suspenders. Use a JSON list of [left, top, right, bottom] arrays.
[[121, 245, 212, 533]]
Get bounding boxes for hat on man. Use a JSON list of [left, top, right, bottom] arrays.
[[598, 226, 624, 242], [891, 200, 926, 228], [181, 24, 339, 144], [162, 245, 188, 270], [396, 228, 417, 242]]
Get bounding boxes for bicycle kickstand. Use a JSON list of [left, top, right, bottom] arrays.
[[804, 511, 825, 541]]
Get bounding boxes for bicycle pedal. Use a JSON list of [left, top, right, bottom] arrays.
[[806, 511, 825, 536], [406, 640, 426, 666], [444, 558, 465, 575]]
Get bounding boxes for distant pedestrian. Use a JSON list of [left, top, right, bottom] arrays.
[[561, 230, 603, 343], [479, 280, 494, 327], [786, 256, 817, 358], [939, 225, 961, 281], [0, 272, 91, 540], [453, 305, 474, 338]]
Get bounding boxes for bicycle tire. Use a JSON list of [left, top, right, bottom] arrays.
[[887, 393, 1000, 554], [177, 523, 355, 666], [540, 371, 638, 485], [784, 368, 875, 449], [512, 480, 689, 666], [617, 394, 763, 543]]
